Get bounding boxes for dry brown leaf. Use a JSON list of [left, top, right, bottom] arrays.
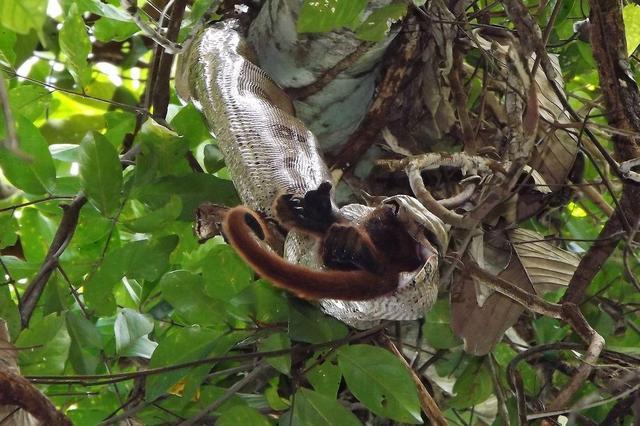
[[509, 227, 579, 293]]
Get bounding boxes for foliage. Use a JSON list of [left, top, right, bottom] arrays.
[[0, 0, 638, 425]]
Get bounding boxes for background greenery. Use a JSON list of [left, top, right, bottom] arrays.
[[0, 0, 639, 424]]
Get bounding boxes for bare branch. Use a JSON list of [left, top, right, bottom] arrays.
[[19, 195, 87, 327]]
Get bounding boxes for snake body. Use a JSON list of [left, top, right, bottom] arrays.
[[178, 20, 448, 328]]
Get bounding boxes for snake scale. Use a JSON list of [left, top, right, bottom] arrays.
[[177, 20, 448, 328]]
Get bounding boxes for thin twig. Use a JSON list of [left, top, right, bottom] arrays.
[[528, 380, 640, 420], [468, 261, 605, 410], [0, 73, 19, 153], [20, 195, 88, 327], [0, 196, 75, 214], [27, 324, 387, 385], [379, 335, 447, 426], [178, 362, 273, 425], [407, 165, 475, 229], [488, 354, 510, 425]]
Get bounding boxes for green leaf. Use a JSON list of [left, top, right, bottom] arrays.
[[492, 343, 540, 395], [17, 313, 71, 375], [532, 316, 570, 344], [59, 3, 92, 88], [0, 213, 18, 249], [338, 345, 421, 423], [134, 119, 187, 181], [0, 0, 47, 35], [66, 311, 103, 374], [202, 244, 253, 300], [93, 17, 139, 42], [259, 332, 291, 375], [159, 270, 226, 326], [70, 204, 112, 246], [170, 103, 211, 149], [17, 207, 56, 263], [292, 388, 362, 426], [0, 285, 20, 340], [265, 377, 290, 410], [355, 3, 407, 42], [79, 131, 123, 217], [448, 360, 493, 409], [623, 4, 640, 56], [146, 326, 219, 400], [114, 308, 157, 358], [123, 195, 182, 233], [555, 0, 575, 24], [104, 111, 136, 148], [306, 355, 342, 397], [9, 84, 51, 121], [66, 311, 103, 349], [0, 114, 56, 194], [0, 25, 17, 66], [422, 300, 461, 349], [288, 302, 348, 344], [297, 0, 367, 33], [84, 237, 177, 315], [217, 405, 271, 426], [71, 0, 134, 21], [134, 174, 238, 220], [203, 144, 225, 173], [229, 279, 290, 324]]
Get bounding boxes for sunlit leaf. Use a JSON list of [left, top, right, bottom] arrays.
[[93, 17, 139, 42], [114, 308, 157, 358], [0, 0, 46, 35], [9, 84, 51, 121], [355, 3, 407, 42], [0, 114, 56, 194], [0, 25, 16, 65], [623, 4, 640, 56], [0, 285, 20, 339], [59, 3, 92, 88], [72, 0, 133, 21], [79, 131, 123, 217], [17, 208, 56, 264], [297, 0, 367, 33]]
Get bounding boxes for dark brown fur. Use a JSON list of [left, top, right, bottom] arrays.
[[222, 203, 422, 301]]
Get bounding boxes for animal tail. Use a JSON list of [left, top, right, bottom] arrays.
[[222, 206, 398, 300]]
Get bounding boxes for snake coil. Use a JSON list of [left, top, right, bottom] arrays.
[[177, 20, 448, 328]]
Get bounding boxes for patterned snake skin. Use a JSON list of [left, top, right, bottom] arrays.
[[177, 20, 448, 328]]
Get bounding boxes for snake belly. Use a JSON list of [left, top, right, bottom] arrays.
[[177, 20, 448, 329]]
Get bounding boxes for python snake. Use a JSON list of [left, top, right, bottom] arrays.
[[177, 20, 448, 328]]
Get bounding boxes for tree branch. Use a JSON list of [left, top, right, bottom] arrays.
[[19, 195, 87, 327], [562, 0, 640, 304]]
